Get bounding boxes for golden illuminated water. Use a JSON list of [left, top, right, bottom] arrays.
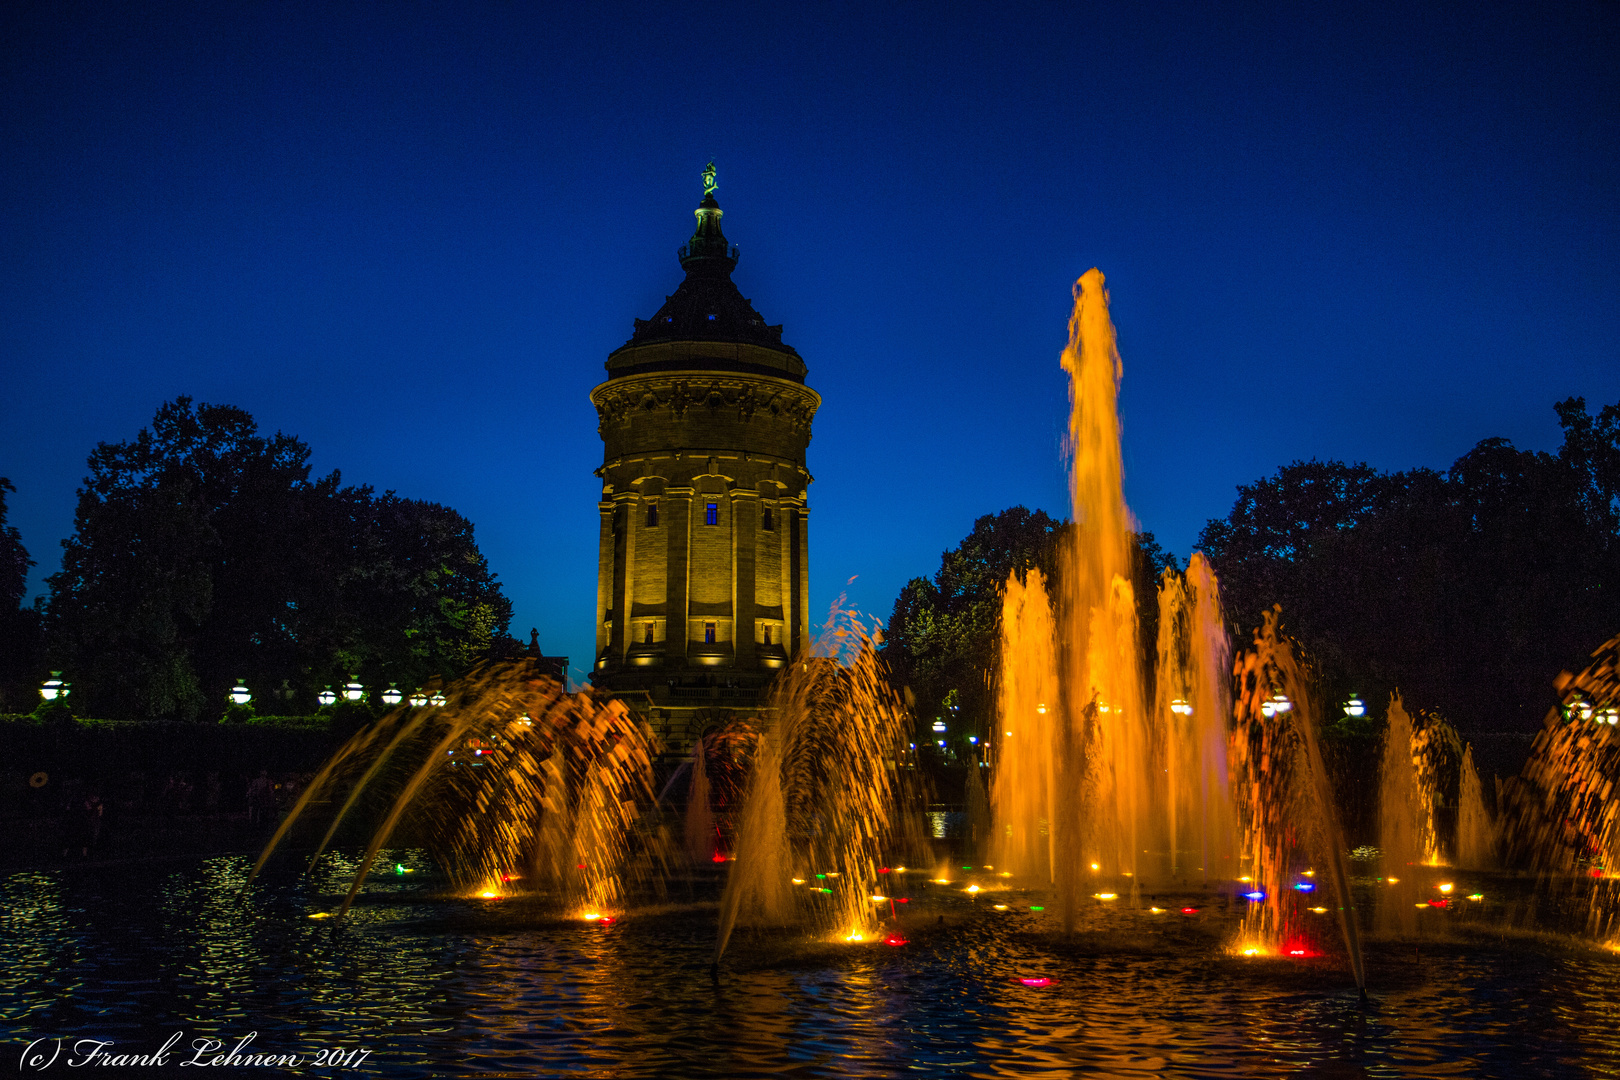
[[992, 270, 1237, 931], [251, 658, 660, 916], [714, 607, 910, 960], [1231, 609, 1364, 983], [1378, 695, 1425, 935]]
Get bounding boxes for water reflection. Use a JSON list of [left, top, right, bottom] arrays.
[[3, 857, 1620, 1077]]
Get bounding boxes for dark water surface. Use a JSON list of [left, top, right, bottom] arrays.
[[3, 854, 1618, 1078]]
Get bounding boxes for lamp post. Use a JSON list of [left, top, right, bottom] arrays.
[[1343, 697, 1366, 718], [343, 677, 364, 703], [229, 680, 252, 706], [317, 686, 337, 707], [40, 672, 68, 701], [381, 683, 403, 706], [408, 690, 427, 707], [429, 691, 447, 708]]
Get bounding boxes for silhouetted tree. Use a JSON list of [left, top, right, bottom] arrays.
[[0, 478, 44, 711], [45, 398, 513, 720], [1199, 397, 1620, 735], [883, 506, 1174, 746]]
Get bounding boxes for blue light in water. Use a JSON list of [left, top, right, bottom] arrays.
[[1242, 891, 1265, 901], [1293, 882, 1315, 892]]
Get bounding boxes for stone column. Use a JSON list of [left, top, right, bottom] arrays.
[[617, 493, 638, 663], [596, 501, 614, 661], [665, 486, 693, 665], [732, 489, 757, 670], [795, 503, 811, 657]]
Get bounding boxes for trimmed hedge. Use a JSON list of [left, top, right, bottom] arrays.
[[0, 715, 343, 784]]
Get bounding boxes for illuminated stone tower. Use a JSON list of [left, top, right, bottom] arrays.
[[589, 165, 818, 747]]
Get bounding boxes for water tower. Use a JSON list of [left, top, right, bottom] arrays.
[[588, 164, 819, 749]]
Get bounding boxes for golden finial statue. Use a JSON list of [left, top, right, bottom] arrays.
[[702, 161, 718, 198]]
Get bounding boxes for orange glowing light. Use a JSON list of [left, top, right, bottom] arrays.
[[1438, 882, 1454, 893]]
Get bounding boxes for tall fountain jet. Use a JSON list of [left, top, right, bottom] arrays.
[[992, 270, 1237, 927]]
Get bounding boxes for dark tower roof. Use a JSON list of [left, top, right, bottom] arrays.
[[605, 164, 806, 382]]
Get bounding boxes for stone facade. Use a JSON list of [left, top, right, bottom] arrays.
[[588, 173, 818, 750]]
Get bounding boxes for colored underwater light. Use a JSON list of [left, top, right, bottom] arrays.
[[884, 935, 908, 947], [872, 895, 887, 902], [1029, 905, 1045, 912], [1288, 949, 1306, 956], [479, 891, 501, 899], [1310, 907, 1329, 914], [711, 852, 727, 863], [994, 904, 1008, 910], [1242, 891, 1265, 901], [1019, 977, 1054, 988], [583, 912, 602, 920], [307, 912, 332, 919], [1468, 893, 1484, 901], [1181, 907, 1199, 915], [1150, 906, 1165, 913], [792, 878, 805, 885], [1293, 882, 1315, 892], [879, 867, 891, 874], [966, 885, 981, 894], [1438, 882, 1454, 893], [1094, 893, 1117, 900]]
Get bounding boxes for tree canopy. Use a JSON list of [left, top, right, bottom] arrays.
[[44, 398, 513, 720], [0, 478, 44, 711], [883, 506, 1175, 746], [1198, 396, 1620, 733]]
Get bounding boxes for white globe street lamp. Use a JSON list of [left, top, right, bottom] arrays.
[[40, 672, 67, 701], [229, 680, 252, 706], [381, 683, 403, 706], [317, 686, 337, 707]]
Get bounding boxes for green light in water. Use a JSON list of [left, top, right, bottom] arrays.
[[1029, 906, 1045, 912], [815, 874, 826, 879]]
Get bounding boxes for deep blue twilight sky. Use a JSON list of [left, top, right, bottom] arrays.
[[3, 3, 1617, 682]]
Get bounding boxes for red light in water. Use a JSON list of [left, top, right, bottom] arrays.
[[1593, 869, 1605, 878], [1289, 949, 1306, 956], [1430, 898, 1449, 909], [577, 863, 587, 870], [601, 917, 616, 924], [1019, 977, 1054, 988], [711, 852, 728, 864], [884, 935, 908, 946], [1181, 907, 1199, 915], [895, 897, 909, 903], [879, 867, 891, 874]]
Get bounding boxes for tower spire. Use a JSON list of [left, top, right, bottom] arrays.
[[679, 160, 736, 273]]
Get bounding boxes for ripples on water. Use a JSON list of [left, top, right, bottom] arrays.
[[3, 856, 1619, 1078]]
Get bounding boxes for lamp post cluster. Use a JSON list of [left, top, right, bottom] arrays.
[[40, 673, 449, 711]]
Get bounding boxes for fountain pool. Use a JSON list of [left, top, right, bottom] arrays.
[[7, 853, 1620, 1077]]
